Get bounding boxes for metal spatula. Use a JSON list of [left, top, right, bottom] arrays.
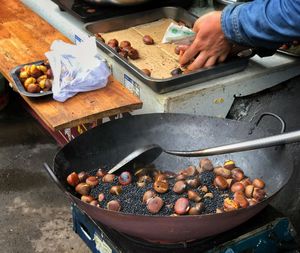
[[108, 129, 300, 174]]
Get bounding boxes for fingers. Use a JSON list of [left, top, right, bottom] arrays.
[[179, 40, 200, 66]]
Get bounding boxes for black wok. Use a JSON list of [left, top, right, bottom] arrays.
[[45, 113, 293, 243]]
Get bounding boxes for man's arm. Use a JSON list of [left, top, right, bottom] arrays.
[[222, 0, 300, 48]]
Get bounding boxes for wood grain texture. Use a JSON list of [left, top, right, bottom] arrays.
[[0, 1, 142, 131]]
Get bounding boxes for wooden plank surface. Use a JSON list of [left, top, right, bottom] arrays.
[[0, 1, 142, 131]]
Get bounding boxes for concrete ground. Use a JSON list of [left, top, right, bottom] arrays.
[[1, 75, 300, 253], [0, 89, 89, 253]]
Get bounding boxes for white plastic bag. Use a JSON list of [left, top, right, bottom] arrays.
[[45, 37, 110, 102], [162, 22, 195, 45]]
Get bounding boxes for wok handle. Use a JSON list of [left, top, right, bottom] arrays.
[[254, 112, 286, 134], [165, 130, 300, 157], [43, 163, 70, 196]]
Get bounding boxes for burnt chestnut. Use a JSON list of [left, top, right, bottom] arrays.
[[245, 185, 254, 198], [173, 180, 187, 194], [174, 198, 190, 215], [200, 158, 214, 171], [96, 168, 107, 178], [67, 172, 79, 187], [223, 160, 236, 170], [118, 171, 132, 186], [223, 198, 239, 212], [170, 68, 183, 76], [77, 172, 88, 183], [253, 188, 266, 201], [141, 69, 151, 77], [187, 190, 202, 202], [234, 192, 248, 208], [213, 167, 231, 179], [187, 178, 201, 188], [146, 196, 164, 214], [102, 174, 115, 183], [142, 190, 156, 204], [119, 40, 131, 49], [153, 180, 169, 193], [188, 202, 204, 215], [252, 178, 265, 189], [231, 182, 245, 193], [81, 195, 94, 203], [75, 183, 91, 196], [213, 175, 228, 190], [86, 176, 99, 188], [231, 168, 244, 182], [107, 200, 121, 211], [107, 39, 118, 47], [98, 193, 105, 202], [110, 185, 122, 195], [143, 35, 154, 45]]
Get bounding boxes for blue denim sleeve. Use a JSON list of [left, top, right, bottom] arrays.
[[221, 0, 300, 48]]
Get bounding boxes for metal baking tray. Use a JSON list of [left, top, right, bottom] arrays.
[[10, 60, 53, 98], [85, 7, 249, 94]]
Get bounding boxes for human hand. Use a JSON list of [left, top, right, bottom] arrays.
[[179, 11, 232, 70]]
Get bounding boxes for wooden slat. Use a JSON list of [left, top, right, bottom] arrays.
[[0, 1, 142, 131]]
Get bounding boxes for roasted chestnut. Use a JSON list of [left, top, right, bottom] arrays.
[[187, 190, 202, 202], [86, 176, 99, 187], [170, 68, 183, 76], [141, 69, 151, 77], [200, 158, 214, 171], [81, 195, 94, 203], [119, 40, 131, 49], [67, 172, 79, 187], [213, 167, 231, 179], [187, 178, 201, 188], [213, 175, 228, 190], [200, 185, 208, 193], [27, 83, 41, 93], [102, 174, 115, 183], [223, 160, 236, 170], [173, 180, 187, 194], [107, 200, 121, 211], [253, 188, 266, 201], [119, 50, 128, 59], [188, 202, 204, 215], [127, 48, 139, 60], [143, 35, 154, 45], [231, 168, 244, 182], [110, 185, 122, 195], [175, 174, 187, 181], [245, 185, 254, 198], [90, 200, 99, 207], [98, 193, 105, 202], [252, 178, 265, 189], [137, 175, 152, 187], [142, 190, 156, 204], [153, 180, 169, 193], [204, 192, 214, 198], [234, 192, 248, 208], [184, 165, 199, 176], [75, 183, 91, 196], [146, 196, 164, 214], [107, 39, 118, 48], [174, 198, 190, 215], [231, 182, 245, 193], [118, 171, 132, 186], [223, 198, 239, 212], [96, 168, 107, 178], [77, 171, 89, 183], [240, 178, 252, 187]]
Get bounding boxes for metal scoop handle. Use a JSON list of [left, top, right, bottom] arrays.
[[165, 130, 300, 157]]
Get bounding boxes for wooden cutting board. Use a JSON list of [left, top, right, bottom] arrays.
[[0, 1, 142, 131]]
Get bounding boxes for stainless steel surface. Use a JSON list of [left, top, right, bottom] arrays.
[[85, 7, 249, 94], [109, 129, 300, 173], [83, 0, 151, 6]]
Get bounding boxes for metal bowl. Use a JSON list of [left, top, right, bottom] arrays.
[[83, 0, 151, 6]]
